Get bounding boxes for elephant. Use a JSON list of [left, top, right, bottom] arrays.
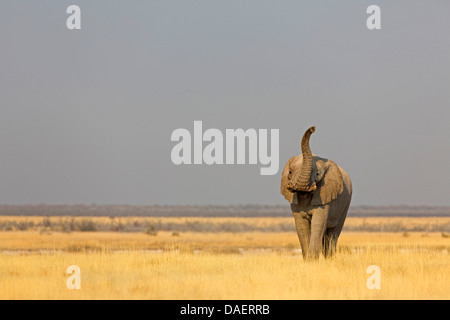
[[280, 126, 352, 260]]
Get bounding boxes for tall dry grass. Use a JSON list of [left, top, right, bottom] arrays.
[[0, 239, 448, 299], [0, 217, 448, 299]]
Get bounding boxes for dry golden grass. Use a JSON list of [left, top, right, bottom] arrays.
[[0, 217, 449, 300]]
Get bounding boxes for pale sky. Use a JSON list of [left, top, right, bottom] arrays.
[[0, 1, 449, 206]]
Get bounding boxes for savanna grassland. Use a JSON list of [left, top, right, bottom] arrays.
[[0, 216, 449, 300]]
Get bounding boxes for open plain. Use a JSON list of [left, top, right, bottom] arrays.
[[0, 216, 448, 299]]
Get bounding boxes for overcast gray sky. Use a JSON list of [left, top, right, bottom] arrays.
[[0, 1, 449, 206]]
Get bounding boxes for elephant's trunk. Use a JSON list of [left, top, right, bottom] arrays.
[[292, 126, 316, 192]]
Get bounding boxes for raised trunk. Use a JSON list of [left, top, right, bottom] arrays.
[[294, 126, 316, 191]]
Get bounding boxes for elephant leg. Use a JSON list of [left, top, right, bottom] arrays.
[[308, 207, 328, 260], [322, 231, 331, 258], [322, 229, 338, 258], [325, 202, 350, 257], [292, 213, 311, 260]]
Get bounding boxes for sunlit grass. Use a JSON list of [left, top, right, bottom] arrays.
[[0, 216, 448, 300], [0, 241, 448, 299]]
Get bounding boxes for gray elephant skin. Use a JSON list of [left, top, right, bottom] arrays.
[[281, 126, 352, 260]]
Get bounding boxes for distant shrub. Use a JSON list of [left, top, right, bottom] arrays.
[[146, 223, 160, 236], [43, 217, 52, 228], [17, 221, 34, 231], [77, 219, 97, 232], [110, 220, 125, 232]]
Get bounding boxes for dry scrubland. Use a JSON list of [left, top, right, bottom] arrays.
[[0, 216, 449, 299], [1, 216, 449, 233]]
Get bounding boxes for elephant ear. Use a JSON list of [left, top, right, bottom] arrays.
[[311, 160, 344, 206], [280, 157, 294, 203]]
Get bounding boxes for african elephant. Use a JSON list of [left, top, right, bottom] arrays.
[[281, 126, 352, 260]]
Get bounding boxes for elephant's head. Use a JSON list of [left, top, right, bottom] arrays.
[[281, 126, 344, 206]]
